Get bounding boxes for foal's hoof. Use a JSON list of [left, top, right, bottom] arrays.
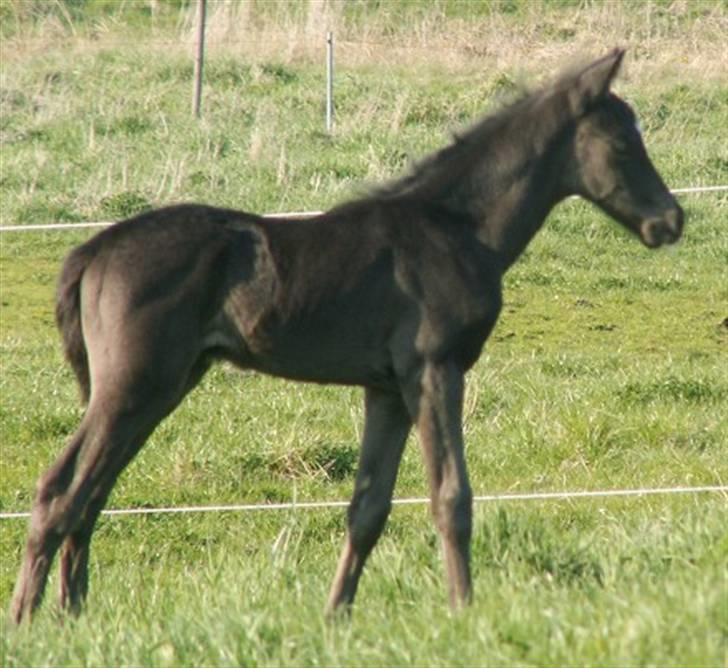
[[8, 600, 31, 627], [324, 601, 353, 624]]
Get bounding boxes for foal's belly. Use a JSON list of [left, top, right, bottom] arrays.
[[210, 309, 400, 388]]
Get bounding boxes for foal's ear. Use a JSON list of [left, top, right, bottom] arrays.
[[568, 48, 625, 116]]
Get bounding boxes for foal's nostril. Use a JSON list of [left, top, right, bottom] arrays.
[[661, 205, 684, 244], [667, 205, 684, 236]]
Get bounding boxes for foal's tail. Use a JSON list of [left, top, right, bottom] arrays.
[[56, 244, 96, 404]]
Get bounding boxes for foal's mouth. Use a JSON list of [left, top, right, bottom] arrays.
[[639, 207, 684, 248]]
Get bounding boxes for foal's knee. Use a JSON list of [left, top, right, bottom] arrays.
[[435, 483, 473, 546], [348, 496, 391, 555]]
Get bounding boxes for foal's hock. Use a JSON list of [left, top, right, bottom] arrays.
[[10, 49, 683, 624]]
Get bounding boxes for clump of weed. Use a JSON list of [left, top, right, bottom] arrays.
[[259, 63, 298, 85], [270, 442, 357, 481], [302, 442, 357, 480], [99, 191, 152, 219], [234, 443, 357, 482]]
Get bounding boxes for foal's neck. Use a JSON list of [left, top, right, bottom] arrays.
[[459, 115, 573, 271]]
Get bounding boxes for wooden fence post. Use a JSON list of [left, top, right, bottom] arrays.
[[326, 31, 334, 132]]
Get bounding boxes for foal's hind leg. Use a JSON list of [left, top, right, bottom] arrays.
[[54, 406, 161, 615], [9, 425, 89, 624], [10, 343, 210, 624], [56, 416, 154, 616], [325, 387, 411, 616], [9, 402, 154, 624], [55, 355, 213, 616]]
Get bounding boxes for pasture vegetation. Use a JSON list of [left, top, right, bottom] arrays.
[[1, 0, 726, 665]]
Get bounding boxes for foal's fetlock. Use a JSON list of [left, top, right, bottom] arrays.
[[9, 581, 41, 626], [8, 594, 29, 626], [59, 583, 87, 618], [324, 599, 354, 624]]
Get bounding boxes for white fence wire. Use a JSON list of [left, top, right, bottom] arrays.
[[0, 485, 725, 521], [0, 185, 725, 234]]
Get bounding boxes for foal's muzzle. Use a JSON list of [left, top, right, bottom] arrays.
[[639, 205, 684, 248]]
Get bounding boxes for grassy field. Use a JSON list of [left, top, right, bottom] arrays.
[[1, 1, 727, 666]]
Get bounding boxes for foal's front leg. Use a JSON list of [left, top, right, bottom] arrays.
[[407, 361, 473, 609], [325, 387, 411, 616]]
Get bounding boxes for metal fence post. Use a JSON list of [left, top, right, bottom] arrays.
[[192, 0, 207, 118]]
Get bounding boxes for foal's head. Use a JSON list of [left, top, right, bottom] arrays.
[[560, 49, 684, 248]]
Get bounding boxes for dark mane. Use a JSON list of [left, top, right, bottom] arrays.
[[357, 67, 586, 208], [373, 93, 534, 201]]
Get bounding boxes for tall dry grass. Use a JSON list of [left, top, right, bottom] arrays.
[[191, 0, 728, 84], [2, 0, 726, 86]]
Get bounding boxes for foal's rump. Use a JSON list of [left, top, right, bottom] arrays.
[[57, 204, 267, 403]]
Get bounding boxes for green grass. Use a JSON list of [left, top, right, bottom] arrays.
[[1, 1, 727, 666]]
